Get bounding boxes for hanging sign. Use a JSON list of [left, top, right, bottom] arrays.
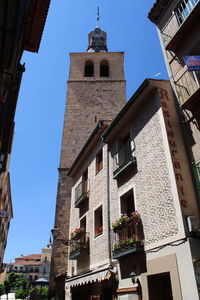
[[183, 56, 200, 71]]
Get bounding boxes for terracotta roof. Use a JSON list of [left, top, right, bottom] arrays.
[[15, 254, 41, 261]]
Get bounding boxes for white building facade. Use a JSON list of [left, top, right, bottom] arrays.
[[65, 79, 200, 300]]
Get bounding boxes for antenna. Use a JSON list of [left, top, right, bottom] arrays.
[[96, 7, 100, 28]]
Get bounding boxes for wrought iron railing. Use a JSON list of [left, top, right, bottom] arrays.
[[69, 231, 89, 260], [75, 180, 89, 207], [192, 161, 200, 197], [161, 0, 200, 46], [112, 216, 143, 259], [175, 69, 200, 106], [113, 141, 136, 178]]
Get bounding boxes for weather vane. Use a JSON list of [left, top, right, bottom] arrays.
[[96, 7, 100, 28]]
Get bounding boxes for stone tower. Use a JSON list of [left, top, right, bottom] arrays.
[[49, 21, 126, 299]]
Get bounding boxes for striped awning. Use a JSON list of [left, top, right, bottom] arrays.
[[65, 267, 112, 288]]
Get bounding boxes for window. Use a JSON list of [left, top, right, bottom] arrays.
[[84, 60, 94, 77], [100, 60, 109, 77], [80, 216, 86, 230], [94, 205, 103, 237], [96, 149, 103, 174], [82, 169, 88, 196], [118, 133, 132, 168], [75, 168, 89, 209], [175, 0, 199, 25], [120, 189, 135, 217]]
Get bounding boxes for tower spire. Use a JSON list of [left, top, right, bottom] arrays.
[[96, 7, 100, 28], [87, 7, 108, 52]]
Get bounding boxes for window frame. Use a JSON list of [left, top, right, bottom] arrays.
[[175, 0, 199, 25], [84, 60, 94, 77], [96, 148, 103, 174], [120, 188, 135, 218], [94, 205, 103, 238], [100, 60, 109, 77]]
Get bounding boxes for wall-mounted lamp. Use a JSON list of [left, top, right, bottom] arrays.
[[51, 227, 72, 246], [130, 271, 140, 284]]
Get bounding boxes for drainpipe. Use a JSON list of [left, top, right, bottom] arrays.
[[105, 143, 112, 264]]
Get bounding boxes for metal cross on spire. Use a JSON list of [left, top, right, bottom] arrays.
[[96, 7, 100, 28]]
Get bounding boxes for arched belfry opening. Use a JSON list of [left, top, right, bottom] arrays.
[[84, 60, 94, 77], [100, 60, 109, 77]]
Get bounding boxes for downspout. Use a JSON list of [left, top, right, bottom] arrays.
[[105, 142, 112, 264]]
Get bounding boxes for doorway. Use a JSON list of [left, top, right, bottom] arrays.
[[148, 272, 173, 300]]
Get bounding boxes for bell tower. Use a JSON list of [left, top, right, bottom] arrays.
[[49, 13, 126, 299]]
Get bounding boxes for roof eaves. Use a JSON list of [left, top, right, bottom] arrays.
[[24, 0, 51, 53], [148, 0, 170, 24]]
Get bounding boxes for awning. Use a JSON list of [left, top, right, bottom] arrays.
[[65, 267, 112, 288]]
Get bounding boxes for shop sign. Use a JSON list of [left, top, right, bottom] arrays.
[[183, 56, 200, 71], [159, 87, 199, 216]]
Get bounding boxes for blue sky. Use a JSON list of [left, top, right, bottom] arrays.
[[4, 0, 168, 262]]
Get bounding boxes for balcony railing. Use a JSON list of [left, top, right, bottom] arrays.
[[161, 0, 200, 48], [175, 69, 200, 107], [69, 231, 89, 260], [112, 214, 143, 259], [192, 161, 200, 197], [113, 141, 136, 179], [75, 180, 89, 208]]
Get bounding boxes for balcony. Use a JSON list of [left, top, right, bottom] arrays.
[[175, 69, 200, 108], [161, 0, 200, 51], [112, 212, 143, 259], [69, 231, 89, 260], [192, 161, 200, 197], [113, 141, 136, 179], [75, 180, 89, 208]]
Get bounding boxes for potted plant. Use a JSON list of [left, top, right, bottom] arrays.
[[71, 227, 85, 239], [112, 214, 129, 231], [130, 211, 141, 223], [112, 211, 141, 232]]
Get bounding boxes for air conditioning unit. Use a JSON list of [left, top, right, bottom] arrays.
[[187, 216, 199, 232]]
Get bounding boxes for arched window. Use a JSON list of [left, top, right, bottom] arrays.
[[84, 60, 94, 77], [100, 60, 109, 77]]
